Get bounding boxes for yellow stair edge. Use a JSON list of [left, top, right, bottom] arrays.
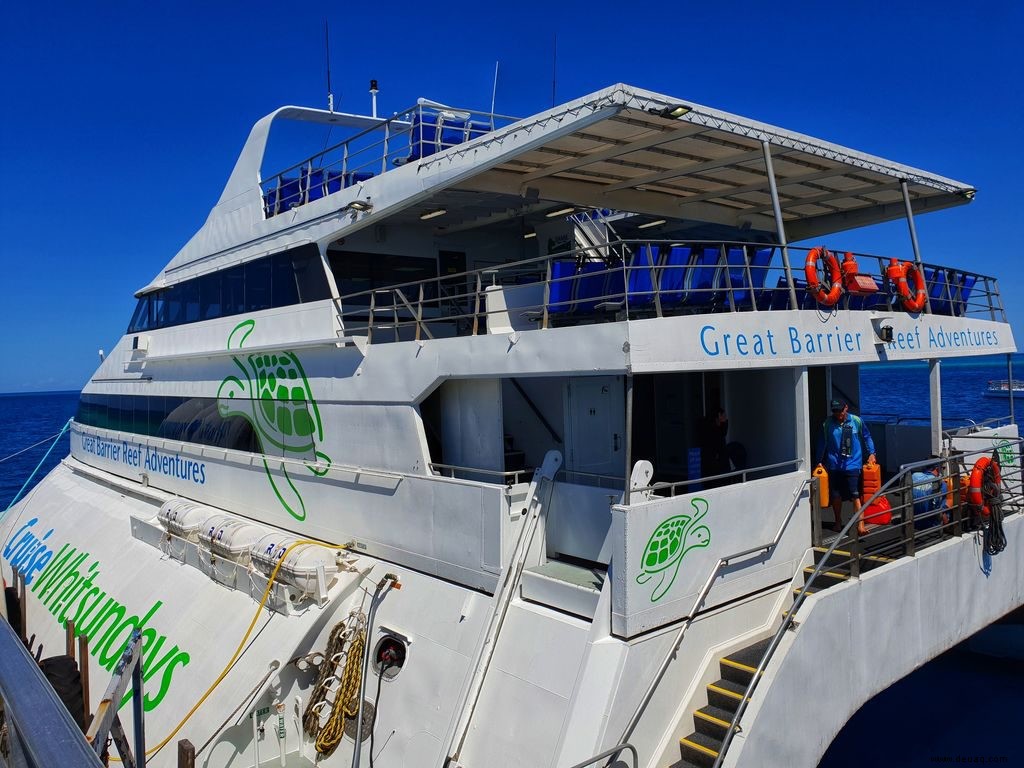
[[680, 736, 720, 758], [802, 567, 850, 580], [813, 547, 894, 563], [720, 657, 763, 675], [707, 682, 744, 700], [694, 709, 732, 728]]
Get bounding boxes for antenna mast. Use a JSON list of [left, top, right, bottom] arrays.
[[325, 20, 334, 112], [369, 79, 379, 118], [490, 61, 499, 117]]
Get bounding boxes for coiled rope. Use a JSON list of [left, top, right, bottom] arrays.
[[313, 614, 366, 755], [982, 455, 1007, 555]]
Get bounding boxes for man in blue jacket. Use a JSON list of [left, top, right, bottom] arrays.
[[820, 399, 876, 535]]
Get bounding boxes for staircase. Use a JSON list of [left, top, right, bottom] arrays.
[[675, 546, 894, 768]]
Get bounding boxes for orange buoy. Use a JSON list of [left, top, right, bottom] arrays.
[[813, 464, 830, 507], [897, 261, 927, 313], [804, 247, 842, 306], [967, 456, 1001, 518]]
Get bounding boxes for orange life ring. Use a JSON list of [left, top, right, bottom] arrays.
[[967, 456, 1001, 518], [804, 247, 842, 306], [896, 261, 927, 313]]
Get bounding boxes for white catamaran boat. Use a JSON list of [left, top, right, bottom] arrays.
[[1, 84, 1021, 768]]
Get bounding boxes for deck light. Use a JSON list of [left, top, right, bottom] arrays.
[[653, 104, 691, 119], [545, 206, 576, 218], [420, 209, 447, 220], [523, 231, 537, 239], [344, 199, 374, 213], [637, 219, 667, 229]]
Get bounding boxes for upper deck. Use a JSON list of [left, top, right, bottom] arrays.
[[146, 84, 976, 291]]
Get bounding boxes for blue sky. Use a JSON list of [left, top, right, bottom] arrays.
[[0, 1, 1021, 392]]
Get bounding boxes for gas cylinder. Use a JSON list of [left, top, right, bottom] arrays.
[[813, 464, 830, 507], [862, 459, 881, 499]]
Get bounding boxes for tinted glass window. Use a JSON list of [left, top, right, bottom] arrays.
[[291, 245, 331, 303], [181, 280, 200, 324], [245, 258, 272, 312], [199, 273, 222, 320], [128, 297, 150, 333], [222, 266, 245, 316], [271, 251, 300, 308], [77, 394, 257, 454], [164, 285, 184, 327]]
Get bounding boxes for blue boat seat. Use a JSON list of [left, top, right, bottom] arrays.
[[926, 268, 955, 315], [439, 117, 468, 150], [466, 120, 491, 141], [684, 247, 723, 308], [305, 168, 328, 202], [547, 259, 578, 314], [263, 185, 280, 217], [627, 244, 659, 308], [954, 273, 977, 316], [657, 246, 692, 308], [278, 176, 302, 211], [407, 112, 440, 162]]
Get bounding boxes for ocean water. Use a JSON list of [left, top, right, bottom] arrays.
[[0, 358, 1022, 766]]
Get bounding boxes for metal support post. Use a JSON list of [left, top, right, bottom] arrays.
[[86, 629, 145, 768], [901, 180, 930, 314], [177, 740, 196, 768], [624, 373, 634, 505], [762, 141, 797, 309], [929, 359, 943, 456], [1009, 354, 1016, 425]]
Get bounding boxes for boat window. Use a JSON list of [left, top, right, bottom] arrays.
[[329, 251, 438, 305], [245, 258, 272, 312], [127, 297, 148, 333], [75, 393, 259, 453], [124, 244, 331, 333], [222, 265, 245, 316], [199, 273, 222, 320]]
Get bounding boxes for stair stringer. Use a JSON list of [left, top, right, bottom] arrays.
[[644, 582, 790, 768], [722, 515, 1024, 768]]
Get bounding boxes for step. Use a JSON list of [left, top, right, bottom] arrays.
[[706, 678, 747, 712], [520, 559, 605, 620], [719, 637, 770, 685], [679, 731, 721, 768], [792, 584, 820, 600], [693, 704, 735, 739], [802, 566, 850, 588], [813, 546, 895, 571]]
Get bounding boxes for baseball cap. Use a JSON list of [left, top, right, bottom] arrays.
[[830, 399, 844, 411]]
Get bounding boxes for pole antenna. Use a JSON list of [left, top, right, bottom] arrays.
[[550, 33, 557, 107], [325, 19, 334, 112], [490, 61, 500, 118]]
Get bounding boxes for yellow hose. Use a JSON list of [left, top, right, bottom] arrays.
[[111, 537, 341, 761]]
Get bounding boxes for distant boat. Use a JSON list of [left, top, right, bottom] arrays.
[[983, 379, 1024, 398]]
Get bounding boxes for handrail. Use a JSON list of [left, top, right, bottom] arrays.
[[640, 458, 802, 496], [617, 477, 812, 747], [710, 439, 1024, 768], [335, 237, 1005, 345], [0, 618, 103, 767], [565, 742, 638, 768]]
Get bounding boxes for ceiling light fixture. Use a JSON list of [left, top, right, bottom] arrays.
[[420, 208, 447, 220], [637, 219, 667, 230], [545, 206, 575, 218], [523, 231, 537, 239]]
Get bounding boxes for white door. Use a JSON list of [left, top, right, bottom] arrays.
[[564, 376, 625, 477]]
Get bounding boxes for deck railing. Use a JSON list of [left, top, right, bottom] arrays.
[[335, 239, 1004, 344], [713, 438, 1024, 768], [260, 101, 519, 218]]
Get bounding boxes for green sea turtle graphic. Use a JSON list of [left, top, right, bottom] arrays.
[[217, 319, 331, 521], [994, 439, 1018, 469], [636, 497, 711, 602]]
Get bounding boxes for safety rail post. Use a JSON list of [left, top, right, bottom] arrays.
[[810, 476, 823, 548], [742, 244, 757, 312], [849, 528, 862, 579], [902, 473, 915, 557], [79, 633, 91, 730], [541, 258, 552, 329], [949, 454, 964, 537], [720, 243, 736, 312], [367, 291, 376, 345], [471, 272, 482, 336], [17, 567, 27, 646]]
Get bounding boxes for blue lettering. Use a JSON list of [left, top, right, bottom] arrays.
[[789, 326, 801, 353], [700, 325, 720, 356]]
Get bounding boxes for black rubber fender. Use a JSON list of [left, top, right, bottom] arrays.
[[3, 587, 21, 640], [40, 655, 84, 730]]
